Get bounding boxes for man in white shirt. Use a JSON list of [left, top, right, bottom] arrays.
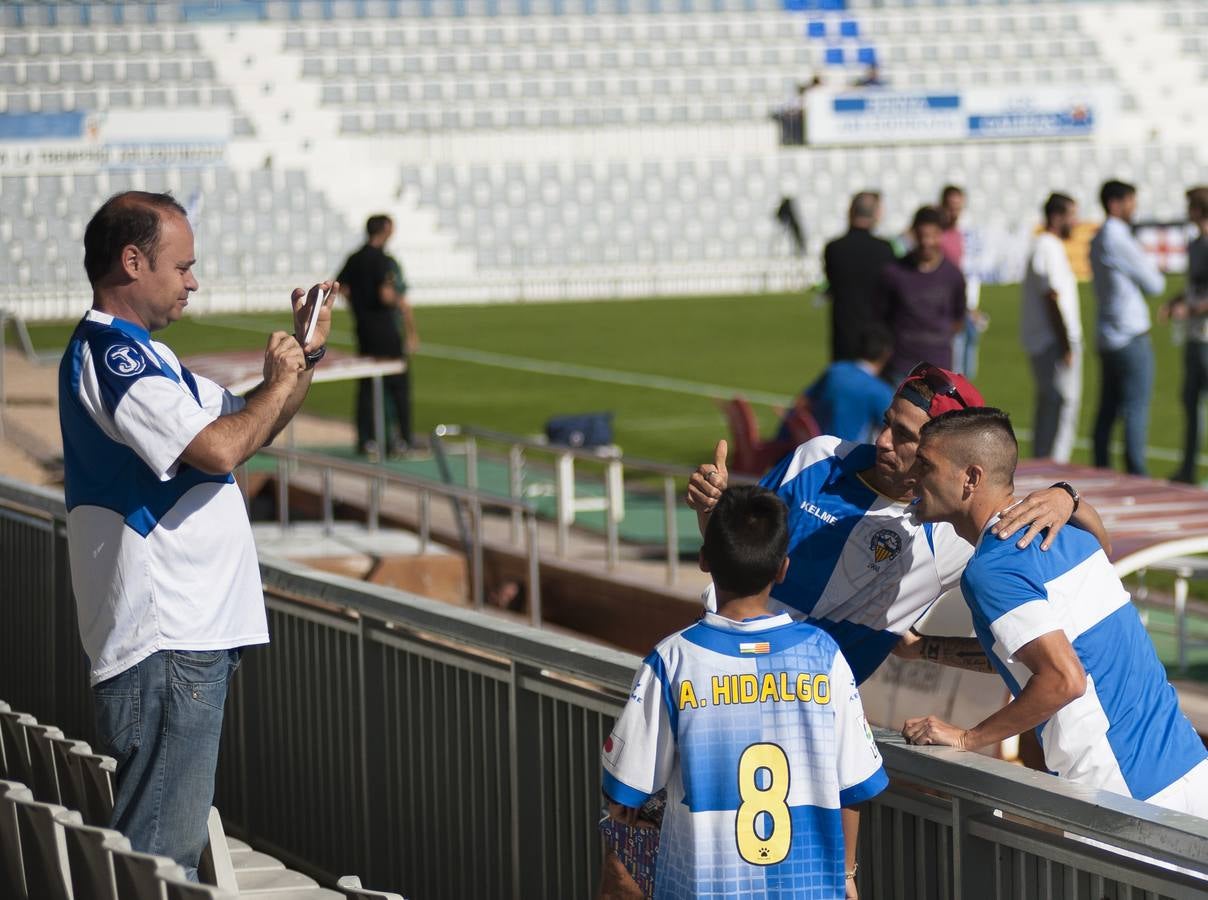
[[1021, 193, 1082, 462], [59, 191, 334, 880]]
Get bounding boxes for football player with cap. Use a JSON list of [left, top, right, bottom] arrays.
[[597, 364, 1111, 899]]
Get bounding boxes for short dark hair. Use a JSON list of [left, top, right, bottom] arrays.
[[702, 486, 789, 597], [366, 214, 392, 237], [849, 191, 880, 222], [1044, 192, 1076, 223], [83, 191, 187, 287], [920, 407, 1017, 488], [857, 324, 893, 362], [912, 205, 945, 231], [1100, 180, 1136, 212], [940, 185, 964, 202], [1187, 186, 1208, 220]]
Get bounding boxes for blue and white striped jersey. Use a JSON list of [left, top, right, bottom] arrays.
[[962, 520, 1208, 803], [754, 437, 973, 683], [59, 310, 268, 684], [602, 612, 887, 900]]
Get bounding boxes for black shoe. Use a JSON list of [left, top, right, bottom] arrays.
[[1170, 470, 1196, 485]]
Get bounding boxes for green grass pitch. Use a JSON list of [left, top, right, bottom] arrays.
[[22, 278, 1195, 476]]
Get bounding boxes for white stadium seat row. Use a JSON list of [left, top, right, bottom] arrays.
[[1, 697, 402, 899]]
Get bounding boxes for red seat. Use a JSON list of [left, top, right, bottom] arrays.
[[718, 396, 818, 477]]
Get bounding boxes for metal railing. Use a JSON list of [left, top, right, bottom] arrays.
[[3, 476, 1207, 899], [431, 424, 757, 587], [249, 444, 544, 626]]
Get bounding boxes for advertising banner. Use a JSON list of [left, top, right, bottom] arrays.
[[0, 109, 231, 173], [805, 86, 1117, 145]]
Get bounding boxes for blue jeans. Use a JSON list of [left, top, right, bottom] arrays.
[[1092, 333, 1154, 475], [93, 649, 241, 881]]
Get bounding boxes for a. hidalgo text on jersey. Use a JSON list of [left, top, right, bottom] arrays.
[[677, 672, 831, 710]]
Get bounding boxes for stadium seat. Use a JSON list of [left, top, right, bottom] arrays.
[[10, 795, 74, 900], [23, 722, 67, 805], [1, 779, 31, 898], [68, 744, 115, 828], [0, 710, 37, 785], [111, 844, 188, 900], [47, 739, 90, 816], [718, 396, 797, 477], [160, 877, 239, 899], [55, 809, 127, 900], [337, 874, 408, 899]]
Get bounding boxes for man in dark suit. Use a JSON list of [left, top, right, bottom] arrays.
[[823, 191, 897, 361]]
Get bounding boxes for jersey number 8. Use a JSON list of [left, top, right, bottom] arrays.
[[735, 743, 791, 866]]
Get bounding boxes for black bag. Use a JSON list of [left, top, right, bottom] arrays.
[[545, 412, 613, 448]]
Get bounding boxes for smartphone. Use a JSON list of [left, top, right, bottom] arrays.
[[302, 283, 329, 346]]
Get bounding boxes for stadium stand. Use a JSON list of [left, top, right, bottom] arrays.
[[0, 696, 385, 898], [0, 0, 1205, 313]]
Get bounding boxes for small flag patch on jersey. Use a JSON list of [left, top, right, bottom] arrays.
[[739, 642, 771, 654], [603, 733, 625, 766]]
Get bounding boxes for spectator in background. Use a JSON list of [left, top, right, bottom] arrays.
[[779, 325, 894, 444], [940, 185, 987, 376], [855, 63, 885, 87], [878, 206, 967, 382], [1166, 186, 1208, 484], [1021, 193, 1082, 462], [938, 185, 965, 268], [338, 214, 420, 459], [1090, 180, 1165, 475], [823, 191, 897, 361]]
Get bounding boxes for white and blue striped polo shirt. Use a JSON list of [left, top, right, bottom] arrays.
[[961, 519, 1207, 801], [59, 310, 268, 685], [753, 437, 973, 683], [602, 612, 887, 899]]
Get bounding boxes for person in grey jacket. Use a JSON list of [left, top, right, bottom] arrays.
[[1090, 180, 1166, 475]]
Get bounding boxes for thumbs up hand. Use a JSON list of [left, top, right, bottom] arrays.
[[686, 439, 729, 513]]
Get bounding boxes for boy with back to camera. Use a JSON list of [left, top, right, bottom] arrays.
[[601, 486, 888, 899]]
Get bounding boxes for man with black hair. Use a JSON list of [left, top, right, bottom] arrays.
[[60, 191, 334, 879], [337, 214, 419, 458], [823, 191, 897, 361], [878, 206, 967, 382], [602, 486, 887, 899], [900, 407, 1208, 816], [1090, 180, 1165, 475], [779, 325, 894, 443], [1021, 193, 1082, 462]]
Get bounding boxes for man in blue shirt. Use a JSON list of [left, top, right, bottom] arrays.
[[1090, 180, 1166, 475], [778, 326, 894, 444], [900, 408, 1207, 817]]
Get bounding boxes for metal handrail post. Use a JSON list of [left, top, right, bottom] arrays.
[[604, 466, 619, 570], [368, 478, 381, 532], [277, 455, 290, 531], [555, 451, 572, 558], [471, 499, 485, 610], [418, 491, 431, 553], [526, 512, 541, 628], [465, 436, 478, 491], [321, 468, 334, 536], [371, 374, 386, 463], [664, 476, 679, 585], [508, 444, 523, 545]]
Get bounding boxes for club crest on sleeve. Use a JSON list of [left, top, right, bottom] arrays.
[[104, 344, 147, 377]]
